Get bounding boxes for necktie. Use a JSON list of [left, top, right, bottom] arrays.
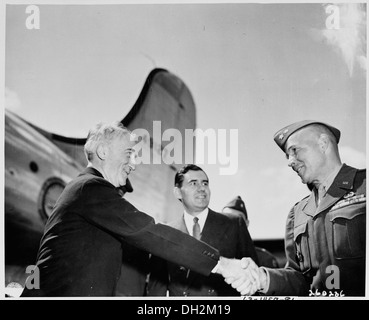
[[316, 185, 326, 207], [192, 217, 201, 239]]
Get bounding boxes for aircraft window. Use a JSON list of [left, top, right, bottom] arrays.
[[29, 161, 39, 173], [38, 178, 66, 223]]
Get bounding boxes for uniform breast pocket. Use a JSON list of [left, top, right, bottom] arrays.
[[330, 203, 366, 259], [294, 222, 312, 274]]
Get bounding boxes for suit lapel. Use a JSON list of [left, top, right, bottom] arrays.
[[200, 210, 227, 249]]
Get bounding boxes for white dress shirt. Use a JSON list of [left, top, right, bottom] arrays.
[[183, 208, 209, 237]]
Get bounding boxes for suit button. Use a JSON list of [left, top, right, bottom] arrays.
[[208, 289, 215, 295], [183, 291, 188, 296]]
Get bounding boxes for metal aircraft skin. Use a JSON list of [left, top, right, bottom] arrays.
[[4, 68, 285, 294]]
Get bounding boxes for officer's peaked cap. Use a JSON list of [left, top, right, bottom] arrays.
[[273, 120, 341, 152], [223, 196, 248, 220]]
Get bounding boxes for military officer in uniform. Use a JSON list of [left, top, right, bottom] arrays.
[[233, 120, 366, 296]]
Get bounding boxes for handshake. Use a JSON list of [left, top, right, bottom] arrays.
[[215, 257, 268, 296]]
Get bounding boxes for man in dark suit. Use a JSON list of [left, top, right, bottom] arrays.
[[236, 120, 366, 296], [147, 164, 259, 296], [20, 122, 255, 297]]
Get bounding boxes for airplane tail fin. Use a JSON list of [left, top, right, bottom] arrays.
[[26, 68, 197, 220]]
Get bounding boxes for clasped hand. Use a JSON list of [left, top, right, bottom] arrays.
[[217, 257, 264, 296]]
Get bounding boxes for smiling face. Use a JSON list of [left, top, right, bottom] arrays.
[[174, 169, 210, 214], [102, 133, 136, 188], [285, 127, 327, 186]]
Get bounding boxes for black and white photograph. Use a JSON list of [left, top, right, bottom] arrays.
[[1, 0, 367, 303]]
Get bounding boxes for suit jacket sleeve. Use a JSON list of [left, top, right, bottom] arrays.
[[77, 178, 220, 276], [265, 205, 310, 296]]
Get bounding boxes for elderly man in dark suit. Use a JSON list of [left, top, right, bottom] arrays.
[[20, 122, 255, 297], [147, 164, 259, 296], [236, 120, 366, 297]]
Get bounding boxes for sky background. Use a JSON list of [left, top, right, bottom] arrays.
[[3, 1, 367, 239]]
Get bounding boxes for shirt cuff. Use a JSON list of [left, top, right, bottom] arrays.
[[258, 267, 270, 293]]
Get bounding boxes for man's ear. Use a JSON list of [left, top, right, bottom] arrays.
[[318, 134, 330, 153], [96, 143, 107, 160], [173, 186, 182, 201]]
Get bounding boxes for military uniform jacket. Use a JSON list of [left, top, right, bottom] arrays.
[[21, 167, 219, 297], [147, 209, 259, 296], [266, 164, 366, 296]]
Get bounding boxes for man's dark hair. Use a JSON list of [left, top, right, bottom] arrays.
[[174, 164, 208, 187]]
